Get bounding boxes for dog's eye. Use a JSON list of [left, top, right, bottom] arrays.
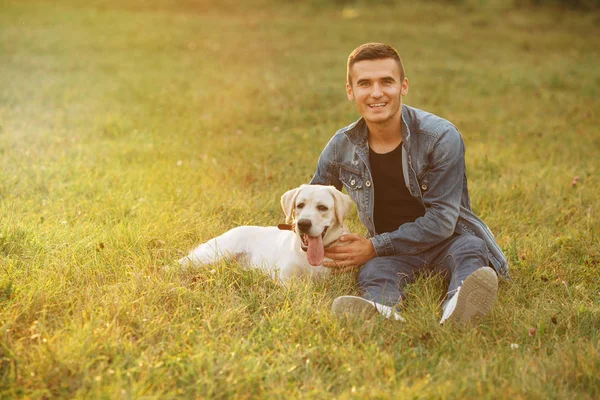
[[317, 205, 329, 211], [296, 203, 305, 209]]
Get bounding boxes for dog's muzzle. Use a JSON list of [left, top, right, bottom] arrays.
[[299, 226, 328, 252]]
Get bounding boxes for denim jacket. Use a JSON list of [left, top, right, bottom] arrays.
[[310, 105, 509, 278]]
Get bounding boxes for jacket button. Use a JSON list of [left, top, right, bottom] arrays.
[[350, 179, 356, 186], [365, 181, 371, 187], [421, 183, 428, 190]]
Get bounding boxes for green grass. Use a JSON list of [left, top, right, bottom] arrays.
[[1, 0, 599, 398]]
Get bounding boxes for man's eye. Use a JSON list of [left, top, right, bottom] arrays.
[[317, 205, 328, 211], [296, 203, 305, 209]]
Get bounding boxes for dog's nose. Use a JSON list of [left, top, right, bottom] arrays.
[[297, 219, 312, 233]]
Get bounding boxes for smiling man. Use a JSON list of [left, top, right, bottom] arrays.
[[310, 43, 508, 325]]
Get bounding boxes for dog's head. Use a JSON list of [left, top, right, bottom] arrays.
[[280, 184, 353, 266]]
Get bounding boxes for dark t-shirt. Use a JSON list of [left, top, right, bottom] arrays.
[[369, 144, 426, 234]]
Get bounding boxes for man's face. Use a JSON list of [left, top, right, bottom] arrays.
[[346, 58, 408, 125]]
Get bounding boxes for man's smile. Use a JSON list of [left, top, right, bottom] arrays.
[[368, 102, 387, 108]]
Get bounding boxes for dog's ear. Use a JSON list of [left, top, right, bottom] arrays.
[[281, 186, 301, 223], [329, 186, 353, 226]]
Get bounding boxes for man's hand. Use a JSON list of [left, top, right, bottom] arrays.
[[323, 234, 376, 273]]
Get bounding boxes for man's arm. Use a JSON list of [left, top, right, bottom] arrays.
[[309, 138, 342, 190]]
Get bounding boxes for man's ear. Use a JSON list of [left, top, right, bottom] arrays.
[[346, 82, 355, 101], [329, 186, 353, 225], [400, 77, 409, 96], [281, 186, 302, 223]]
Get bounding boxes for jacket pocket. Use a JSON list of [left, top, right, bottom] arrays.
[[339, 168, 364, 190], [339, 167, 365, 208]]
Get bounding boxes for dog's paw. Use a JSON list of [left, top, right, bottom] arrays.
[[161, 258, 187, 272], [177, 256, 194, 270]]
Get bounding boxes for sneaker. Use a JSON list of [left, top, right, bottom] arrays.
[[331, 295, 405, 322], [440, 267, 498, 325]]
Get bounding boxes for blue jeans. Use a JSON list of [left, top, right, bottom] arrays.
[[358, 233, 489, 308]]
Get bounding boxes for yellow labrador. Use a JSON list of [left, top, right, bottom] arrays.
[[179, 185, 353, 282]]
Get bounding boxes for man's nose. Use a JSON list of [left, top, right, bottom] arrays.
[[371, 83, 383, 98]]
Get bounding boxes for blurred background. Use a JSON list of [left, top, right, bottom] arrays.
[[1, 1, 599, 398]]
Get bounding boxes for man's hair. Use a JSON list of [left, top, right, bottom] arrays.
[[346, 43, 405, 85]]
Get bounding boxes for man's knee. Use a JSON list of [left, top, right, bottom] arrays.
[[357, 257, 404, 306], [358, 258, 379, 280], [358, 257, 395, 285], [457, 234, 488, 258], [450, 235, 490, 276], [474, 237, 489, 264]]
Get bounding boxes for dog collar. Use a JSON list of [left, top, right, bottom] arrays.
[[277, 224, 294, 231]]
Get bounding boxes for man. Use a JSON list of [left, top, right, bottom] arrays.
[[310, 43, 508, 325]]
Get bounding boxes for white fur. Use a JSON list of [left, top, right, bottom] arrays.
[[179, 185, 353, 282]]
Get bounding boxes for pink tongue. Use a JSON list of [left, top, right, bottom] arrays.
[[306, 235, 324, 266]]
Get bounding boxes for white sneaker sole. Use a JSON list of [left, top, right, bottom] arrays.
[[331, 296, 405, 321], [445, 267, 498, 325]]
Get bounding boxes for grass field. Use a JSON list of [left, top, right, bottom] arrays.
[[1, 0, 599, 398]]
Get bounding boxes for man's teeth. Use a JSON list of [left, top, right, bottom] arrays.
[[369, 103, 386, 108]]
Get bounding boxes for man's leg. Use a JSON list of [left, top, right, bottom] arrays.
[[358, 255, 422, 306], [429, 234, 498, 325], [331, 255, 422, 320]]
